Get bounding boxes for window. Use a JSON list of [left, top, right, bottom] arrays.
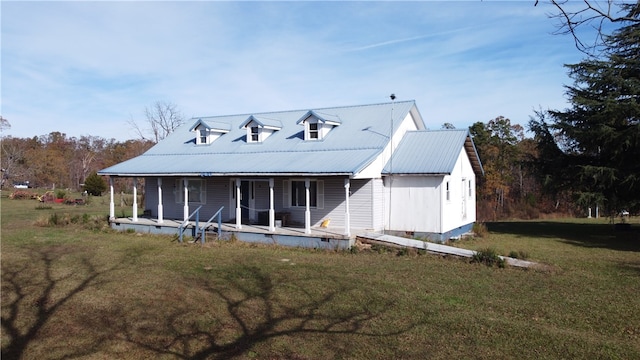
[[175, 179, 206, 204], [283, 179, 324, 209], [446, 181, 450, 201], [291, 180, 317, 207], [468, 180, 472, 198], [250, 126, 259, 142], [308, 123, 319, 140], [199, 129, 208, 144]]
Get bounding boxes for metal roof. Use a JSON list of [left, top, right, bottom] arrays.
[[382, 129, 484, 176], [99, 101, 422, 177]]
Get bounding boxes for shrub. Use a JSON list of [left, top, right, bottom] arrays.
[[472, 222, 488, 238], [508, 250, 529, 260], [472, 247, 505, 268], [83, 172, 107, 196], [55, 189, 66, 199], [9, 190, 34, 200]]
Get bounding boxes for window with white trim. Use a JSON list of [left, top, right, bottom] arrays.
[[283, 179, 324, 209], [175, 179, 206, 204], [468, 179, 472, 198], [308, 122, 319, 140], [199, 129, 208, 144], [250, 126, 260, 142]]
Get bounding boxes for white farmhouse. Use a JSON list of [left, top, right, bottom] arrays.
[[99, 100, 483, 248]]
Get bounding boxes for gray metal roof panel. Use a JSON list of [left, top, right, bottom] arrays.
[[382, 130, 475, 175], [100, 101, 419, 176]]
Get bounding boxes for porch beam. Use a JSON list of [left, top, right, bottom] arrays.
[[344, 178, 351, 236], [109, 177, 115, 220], [305, 178, 311, 234], [132, 177, 138, 222], [235, 178, 242, 229], [157, 178, 164, 224], [269, 178, 275, 232]]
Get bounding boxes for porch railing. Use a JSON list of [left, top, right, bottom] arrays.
[[199, 206, 224, 244], [178, 205, 202, 243], [178, 205, 224, 244]]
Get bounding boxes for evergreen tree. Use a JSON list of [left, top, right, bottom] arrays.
[[529, 3, 640, 215], [83, 172, 107, 196]]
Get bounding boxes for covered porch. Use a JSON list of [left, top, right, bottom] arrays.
[[110, 215, 355, 249], [106, 175, 357, 239]]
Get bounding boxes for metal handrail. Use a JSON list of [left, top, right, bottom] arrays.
[[178, 205, 203, 243], [198, 206, 224, 244]]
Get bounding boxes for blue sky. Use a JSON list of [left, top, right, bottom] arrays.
[[1, 1, 598, 141]]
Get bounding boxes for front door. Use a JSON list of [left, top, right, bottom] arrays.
[[241, 181, 250, 222]]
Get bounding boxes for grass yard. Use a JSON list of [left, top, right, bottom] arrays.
[[2, 192, 639, 359]]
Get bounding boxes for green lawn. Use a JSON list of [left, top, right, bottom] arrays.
[[2, 193, 639, 359]]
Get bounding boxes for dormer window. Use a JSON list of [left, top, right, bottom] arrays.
[[309, 123, 319, 139], [189, 119, 230, 145], [296, 110, 341, 141], [240, 115, 282, 143]]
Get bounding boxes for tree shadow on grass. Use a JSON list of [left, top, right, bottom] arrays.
[[1, 244, 129, 360], [487, 221, 640, 252], [106, 265, 421, 359]]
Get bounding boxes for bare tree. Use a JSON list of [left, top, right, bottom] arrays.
[[543, 1, 640, 55], [128, 101, 185, 143], [0, 116, 10, 135]]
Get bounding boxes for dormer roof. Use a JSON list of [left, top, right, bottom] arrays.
[[295, 110, 342, 126], [189, 119, 231, 133], [239, 115, 283, 130]]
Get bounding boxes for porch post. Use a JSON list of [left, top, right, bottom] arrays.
[[269, 178, 275, 232], [132, 177, 138, 222], [157, 178, 164, 224], [109, 177, 115, 220], [305, 178, 311, 234], [183, 178, 189, 222], [344, 178, 351, 236], [235, 178, 242, 229]]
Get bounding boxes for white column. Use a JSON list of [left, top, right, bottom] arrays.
[[305, 178, 311, 234], [269, 178, 275, 232], [132, 177, 138, 222], [183, 178, 189, 222], [109, 177, 115, 220], [157, 178, 164, 224], [235, 179, 242, 229], [344, 178, 351, 236]]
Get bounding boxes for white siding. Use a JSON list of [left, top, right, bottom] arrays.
[[441, 148, 476, 233], [388, 176, 442, 233], [354, 112, 419, 179], [371, 178, 385, 231]]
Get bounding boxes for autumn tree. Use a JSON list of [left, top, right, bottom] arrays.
[[470, 117, 540, 220]]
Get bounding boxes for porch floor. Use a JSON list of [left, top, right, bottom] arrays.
[[112, 216, 356, 240]]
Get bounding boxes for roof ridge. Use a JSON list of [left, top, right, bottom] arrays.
[[191, 100, 416, 120]]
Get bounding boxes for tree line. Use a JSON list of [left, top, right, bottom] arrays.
[[1, 133, 153, 192]]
